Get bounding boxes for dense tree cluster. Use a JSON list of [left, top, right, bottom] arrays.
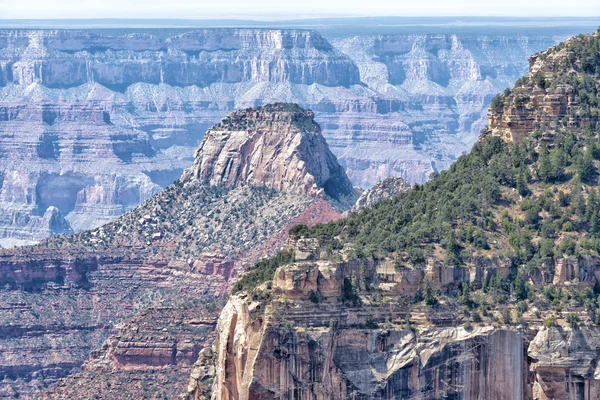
[[231, 250, 295, 294]]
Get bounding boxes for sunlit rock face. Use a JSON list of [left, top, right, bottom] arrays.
[[180, 103, 356, 204], [0, 27, 574, 245], [197, 240, 600, 400], [350, 176, 411, 213]]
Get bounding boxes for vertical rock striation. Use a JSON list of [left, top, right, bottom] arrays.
[[180, 103, 355, 204]]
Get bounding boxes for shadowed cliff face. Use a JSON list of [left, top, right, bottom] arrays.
[[0, 104, 349, 398], [0, 26, 582, 245]]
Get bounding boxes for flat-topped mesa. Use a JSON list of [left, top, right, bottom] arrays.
[[180, 103, 356, 204], [484, 29, 600, 143]]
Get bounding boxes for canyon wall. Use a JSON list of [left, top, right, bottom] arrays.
[[0, 104, 349, 398], [197, 236, 600, 400], [0, 26, 581, 245]]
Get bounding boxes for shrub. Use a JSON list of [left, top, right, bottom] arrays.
[[232, 250, 295, 294], [365, 314, 379, 329], [543, 315, 557, 328], [567, 313, 580, 328], [309, 290, 320, 304], [342, 277, 362, 307]]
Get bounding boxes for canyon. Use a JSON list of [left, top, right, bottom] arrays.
[[188, 29, 600, 400], [0, 104, 352, 398], [0, 20, 597, 400], [0, 22, 591, 245]]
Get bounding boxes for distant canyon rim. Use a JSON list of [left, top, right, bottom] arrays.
[[0, 20, 596, 246]]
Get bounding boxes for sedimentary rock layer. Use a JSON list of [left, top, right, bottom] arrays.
[[0, 27, 578, 244], [0, 104, 349, 398], [199, 237, 600, 400]]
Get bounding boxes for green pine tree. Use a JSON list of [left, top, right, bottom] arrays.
[[538, 147, 552, 182], [578, 147, 595, 183], [517, 169, 528, 197]]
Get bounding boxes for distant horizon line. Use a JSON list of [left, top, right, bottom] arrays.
[[1, 16, 599, 20]]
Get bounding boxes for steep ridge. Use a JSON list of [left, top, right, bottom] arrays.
[[195, 29, 600, 400], [0, 27, 577, 245], [0, 104, 351, 398]]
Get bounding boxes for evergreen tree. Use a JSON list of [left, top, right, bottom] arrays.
[[514, 274, 530, 301], [591, 213, 600, 237], [459, 282, 472, 307], [587, 188, 599, 219], [512, 143, 522, 167], [571, 186, 587, 217], [445, 230, 460, 266], [550, 147, 566, 180], [540, 238, 555, 259], [516, 169, 528, 196], [558, 191, 570, 207], [578, 147, 595, 183], [423, 278, 438, 306], [538, 147, 552, 182]]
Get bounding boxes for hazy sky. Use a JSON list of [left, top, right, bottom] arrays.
[[1, 0, 599, 19]]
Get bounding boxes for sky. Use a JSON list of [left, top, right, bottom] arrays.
[[1, 0, 599, 20]]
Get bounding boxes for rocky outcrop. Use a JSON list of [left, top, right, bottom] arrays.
[[203, 248, 600, 400], [529, 327, 600, 400], [0, 104, 348, 398], [209, 298, 527, 400], [0, 26, 581, 245], [181, 104, 355, 204], [351, 176, 411, 213], [485, 30, 600, 143]]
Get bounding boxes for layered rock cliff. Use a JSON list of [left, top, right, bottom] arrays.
[[181, 103, 355, 204], [198, 240, 600, 399], [0, 25, 582, 245], [195, 29, 600, 400], [485, 30, 600, 143], [0, 104, 349, 398]]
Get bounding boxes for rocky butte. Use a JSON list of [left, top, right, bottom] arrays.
[[188, 29, 600, 400], [0, 103, 355, 398], [0, 25, 585, 245]]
